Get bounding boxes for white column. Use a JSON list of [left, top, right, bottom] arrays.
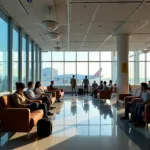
[[117, 34, 129, 94]]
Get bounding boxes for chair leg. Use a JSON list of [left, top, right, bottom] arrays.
[[27, 133, 30, 139]]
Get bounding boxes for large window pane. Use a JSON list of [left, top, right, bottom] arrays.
[[101, 52, 111, 61], [129, 51, 134, 61], [89, 52, 99, 61], [89, 62, 100, 85], [101, 62, 112, 83], [139, 53, 145, 61], [147, 52, 150, 61], [42, 62, 51, 86], [0, 16, 8, 92], [52, 62, 64, 85], [147, 62, 150, 82], [34, 45, 37, 82], [129, 62, 134, 85], [77, 52, 88, 61], [13, 24, 19, 89], [52, 52, 63, 61], [77, 62, 88, 85], [65, 52, 76, 61], [42, 52, 51, 61], [29, 41, 32, 81], [139, 62, 145, 83], [65, 63, 76, 85], [22, 34, 26, 83]]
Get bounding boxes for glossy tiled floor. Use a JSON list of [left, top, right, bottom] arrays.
[[2, 95, 150, 150]]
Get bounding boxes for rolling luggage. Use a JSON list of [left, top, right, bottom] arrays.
[[78, 88, 84, 95], [37, 118, 53, 137]]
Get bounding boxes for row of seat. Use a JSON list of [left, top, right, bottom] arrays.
[[0, 86, 64, 133], [118, 88, 150, 128]]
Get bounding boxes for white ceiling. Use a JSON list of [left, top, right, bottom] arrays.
[[1, 0, 150, 51]]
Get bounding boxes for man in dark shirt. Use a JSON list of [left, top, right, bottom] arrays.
[[50, 81, 57, 90]]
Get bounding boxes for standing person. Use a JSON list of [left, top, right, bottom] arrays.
[[70, 75, 77, 96], [82, 76, 89, 95]]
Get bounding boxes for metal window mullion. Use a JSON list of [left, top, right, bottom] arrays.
[[88, 51, 89, 79], [32, 41, 34, 82], [51, 51, 52, 81], [26, 35, 29, 84], [8, 17, 13, 92], [145, 53, 147, 82], [63, 51, 65, 85], [36, 45, 38, 80], [18, 28, 22, 82], [39, 48, 42, 81]]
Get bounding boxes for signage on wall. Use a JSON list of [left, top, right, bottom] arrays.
[[122, 63, 128, 73]]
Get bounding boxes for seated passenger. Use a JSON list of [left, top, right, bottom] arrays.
[[131, 83, 150, 127], [92, 81, 98, 91], [50, 81, 58, 90], [112, 83, 117, 93], [25, 81, 55, 110], [12, 82, 53, 118], [90, 81, 103, 98], [34, 81, 51, 98], [120, 83, 150, 123], [102, 81, 109, 91]]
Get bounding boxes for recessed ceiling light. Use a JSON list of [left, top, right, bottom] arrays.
[[98, 25, 102, 27], [83, 5, 86, 8]]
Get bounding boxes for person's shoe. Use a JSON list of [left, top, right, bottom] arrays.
[[132, 122, 145, 127], [75, 94, 77, 96], [57, 100, 62, 103], [47, 112, 53, 116], [128, 120, 134, 124], [120, 116, 129, 120], [50, 106, 56, 110]]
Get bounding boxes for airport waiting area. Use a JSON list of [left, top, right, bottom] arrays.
[[1, 0, 150, 150]]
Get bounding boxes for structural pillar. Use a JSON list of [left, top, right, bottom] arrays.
[[117, 34, 129, 94]]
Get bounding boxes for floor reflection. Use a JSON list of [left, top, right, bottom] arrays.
[[52, 95, 116, 136]]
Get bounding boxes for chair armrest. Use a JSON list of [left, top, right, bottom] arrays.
[[132, 98, 143, 103], [119, 94, 132, 100], [1, 108, 31, 128]]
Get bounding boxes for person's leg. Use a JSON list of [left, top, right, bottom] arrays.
[[86, 86, 89, 95], [71, 86, 73, 96], [37, 103, 53, 117], [84, 86, 86, 95], [25, 103, 39, 112], [131, 104, 139, 122], [136, 105, 145, 124], [41, 96, 51, 110], [75, 87, 77, 95], [121, 102, 132, 119]]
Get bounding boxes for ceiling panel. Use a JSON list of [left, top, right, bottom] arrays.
[[98, 42, 116, 51], [70, 22, 90, 34], [116, 21, 146, 34], [70, 3, 97, 21], [69, 42, 82, 48], [89, 22, 121, 34], [82, 41, 101, 49], [84, 34, 110, 41], [130, 34, 150, 42], [128, 4, 150, 21], [94, 3, 139, 22], [135, 23, 150, 34], [70, 35, 85, 41]]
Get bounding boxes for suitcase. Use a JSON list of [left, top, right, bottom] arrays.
[[78, 88, 84, 95], [37, 118, 53, 137]]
